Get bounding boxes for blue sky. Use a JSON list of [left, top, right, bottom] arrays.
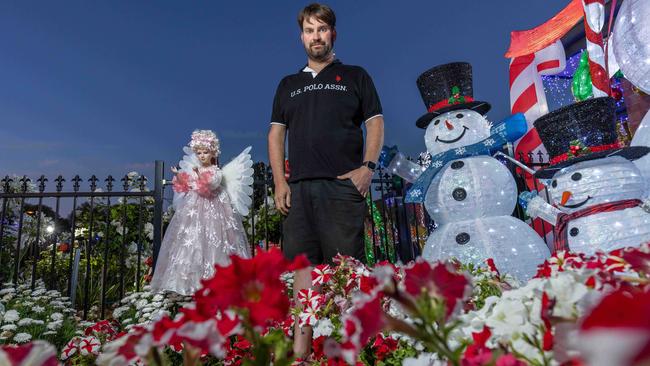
[[0, 1, 571, 187]]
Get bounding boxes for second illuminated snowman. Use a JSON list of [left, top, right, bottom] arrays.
[[403, 62, 549, 280], [520, 97, 650, 254]]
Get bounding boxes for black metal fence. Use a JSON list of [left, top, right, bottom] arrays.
[[0, 151, 550, 317]]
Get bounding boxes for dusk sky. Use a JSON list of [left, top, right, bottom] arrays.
[[0, 1, 571, 189]]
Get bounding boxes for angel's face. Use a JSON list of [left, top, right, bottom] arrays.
[[195, 148, 215, 166]]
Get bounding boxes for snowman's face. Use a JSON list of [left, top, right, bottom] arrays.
[[548, 156, 645, 213], [424, 109, 491, 155]]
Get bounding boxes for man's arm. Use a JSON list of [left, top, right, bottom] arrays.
[[268, 124, 291, 215], [337, 116, 384, 196]]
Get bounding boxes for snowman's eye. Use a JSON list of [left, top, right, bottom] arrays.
[[456, 113, 464, 119], [551, 180, 557, 188], [434, 119, 440, 126], [571, 172, 582, 181]]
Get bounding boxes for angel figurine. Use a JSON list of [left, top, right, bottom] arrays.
[[151, 130, 254, 295]]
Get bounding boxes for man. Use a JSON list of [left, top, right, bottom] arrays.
[[267, 3, 384, 357]]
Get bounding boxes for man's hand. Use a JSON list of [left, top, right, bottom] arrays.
[[337, 166, 373, 196], [275, 180, 291, 215]]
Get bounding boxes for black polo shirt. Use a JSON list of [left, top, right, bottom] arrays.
[[270, 60, 383, 183]]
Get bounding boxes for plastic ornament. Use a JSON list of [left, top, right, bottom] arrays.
[[613, 0, 650, 94], [572, 51, 594, 102], [545, 156, 650, 254], [419, 109, 549, 281]]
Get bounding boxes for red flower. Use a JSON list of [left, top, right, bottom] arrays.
[[622, 247, 650, 275], [541, 292, 555, 329], [495, 354, 527, 366], [57, 242, 70, 253], [312, 336, 327, 359], [486, 258, 500, 276], [462, 326, 492, 366], [580, 288, 650, 365], [403, 260, 471, 318], [193, 248, 298, 328], [543, 327, 554, 351], [372, 334, 398, 361], [359, 275, 380, 294], [343, 294, 386, 349], [0, 341, 59, 366], [144, 256, 154, 267]]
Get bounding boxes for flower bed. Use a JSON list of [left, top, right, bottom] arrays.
[[0, 244, 649, 366]]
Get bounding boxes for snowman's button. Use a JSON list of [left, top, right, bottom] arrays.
[[452, 188, 467, 201], [569, 227, 579, 237], [451, 161, 464, 169], [456, 232, 470, 245]]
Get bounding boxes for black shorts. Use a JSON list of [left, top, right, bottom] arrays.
[[282, 178, 366, 265]]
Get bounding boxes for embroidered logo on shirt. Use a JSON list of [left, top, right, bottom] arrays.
[[290, 83, 348, 98], [335, 75, 341, 82]]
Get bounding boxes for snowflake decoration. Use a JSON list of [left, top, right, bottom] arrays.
[[431, 160, 443, 168], [454, 147, 466, 155], [483, 138, 496, 147]]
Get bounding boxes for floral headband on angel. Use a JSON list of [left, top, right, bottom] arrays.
[[189, 130, 221, 156]]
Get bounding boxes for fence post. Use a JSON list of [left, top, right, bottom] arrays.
[[152, 160, 164, 271]]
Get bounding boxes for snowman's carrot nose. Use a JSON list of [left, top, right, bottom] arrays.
[[445, 120, 454, 130], [561, 191, 572, 206]]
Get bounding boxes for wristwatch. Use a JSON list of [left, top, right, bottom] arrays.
[[362, 161, 377, 172]]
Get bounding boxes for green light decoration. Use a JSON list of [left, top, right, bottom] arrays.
[[572, 50, 594, 101], [363, 196, 397, 265]]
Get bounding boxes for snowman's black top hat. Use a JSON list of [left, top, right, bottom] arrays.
[[534, 97, 650, 179], [415, 62, 491, 129]]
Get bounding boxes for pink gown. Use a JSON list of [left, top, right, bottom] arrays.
[[151, 165, 251, 296]]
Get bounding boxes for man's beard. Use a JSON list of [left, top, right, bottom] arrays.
[[305, 41, 333, 62]]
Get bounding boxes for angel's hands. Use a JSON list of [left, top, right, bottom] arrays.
[[171, 166, 179, 174]]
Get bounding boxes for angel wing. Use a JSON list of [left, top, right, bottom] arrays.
[[222, 146, 254, 216], [172, 146, 201, 208], [178, 146, 200, 174]]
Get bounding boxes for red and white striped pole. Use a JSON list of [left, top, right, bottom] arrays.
[[582, 0, 611, 97], [510, 40, 566, 162]]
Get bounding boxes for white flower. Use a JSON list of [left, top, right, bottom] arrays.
[[546, 272, 589, 318], [47, 321, 63, 330], [32, 289, 46, 297], [403, 353, 447, 366], [113, 306, 129, 319], [42, 331, 57, 336], [0, 288, 16, 295], [135, 299, 149, 309], [485, 297, 536, 339], [3, 309, 20, 323], [51, 312, 64, 321], [32, 305, 45, 313], [18, 318, 34, 327], [13, 332, 32, 343], [152, 294, 164, 302], [313, 318, 334, 338], [1, 324, 17, 331]]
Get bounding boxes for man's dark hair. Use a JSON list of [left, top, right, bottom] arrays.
[[297, 3, 336, 30]]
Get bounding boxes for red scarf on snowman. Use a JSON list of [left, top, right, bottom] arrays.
[[553, 199, 642, 252]]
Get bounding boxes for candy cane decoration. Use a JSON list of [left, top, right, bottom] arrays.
[[510, 40, 567, 162], [582, 0, 610, 97]]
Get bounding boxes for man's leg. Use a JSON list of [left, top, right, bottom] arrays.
[[282, 180, 322, 357], [314, 179, 366, 264]]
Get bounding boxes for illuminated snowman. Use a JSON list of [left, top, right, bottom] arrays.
[[520, 97, 650, 254], [391, 63, 549, 280]]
